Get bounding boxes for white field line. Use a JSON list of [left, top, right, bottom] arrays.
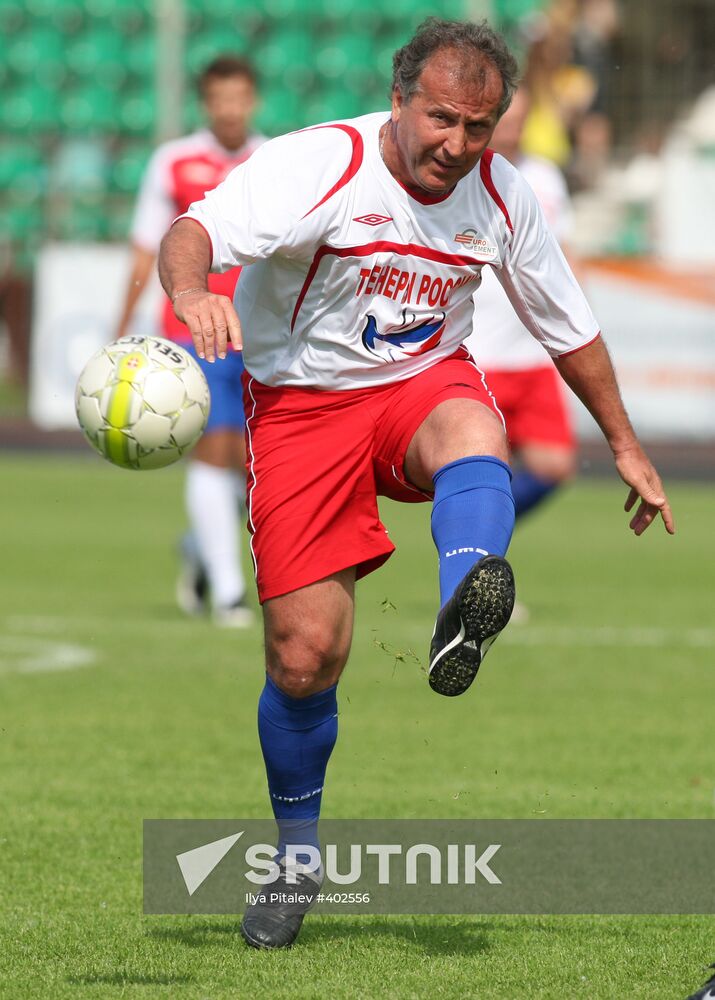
[[4, 615, 715, 650], [500, 624, 715, 648], [0, 635, 97, 675]]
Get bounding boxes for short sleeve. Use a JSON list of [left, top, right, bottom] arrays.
[[178, 127, 358, 272]]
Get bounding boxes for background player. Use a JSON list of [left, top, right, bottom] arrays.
[[116, 55, 264, 626], [466, 86, 578, 526]]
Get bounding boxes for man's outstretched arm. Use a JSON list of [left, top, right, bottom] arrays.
[[554, 335, 675, 536], [158, 218, 242, 362]]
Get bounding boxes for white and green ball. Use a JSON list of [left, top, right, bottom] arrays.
[[75, 335, 210, 470]]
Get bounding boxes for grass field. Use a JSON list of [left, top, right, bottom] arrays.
[[1, 452, 713, 999]]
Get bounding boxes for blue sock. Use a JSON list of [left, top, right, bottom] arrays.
[[511, 469, 558, 518], [431, 456, 515, 608], [257, 674, 338, 866]]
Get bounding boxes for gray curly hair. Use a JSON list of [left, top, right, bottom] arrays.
[[392, 18, 519, 119]]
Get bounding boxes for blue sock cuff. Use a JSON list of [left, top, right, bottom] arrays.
[[433, 456, 513, 500], [260, 675, 338, 731]]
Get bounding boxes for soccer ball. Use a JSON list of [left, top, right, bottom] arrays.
[[75, 335, 210, 470]]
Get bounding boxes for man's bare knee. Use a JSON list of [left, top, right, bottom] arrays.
[[520, 444, 577, 484], [266, 620, 349, 697], [262, 571, 355, 698]]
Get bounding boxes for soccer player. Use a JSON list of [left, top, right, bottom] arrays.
[[158, 19, 674, 949], [116, 56, 265, 627], [464, 87, 578, 612]]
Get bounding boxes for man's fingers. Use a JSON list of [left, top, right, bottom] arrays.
[[226, 304, 243, 350], [209, 301, 229, 359], [628, 496, 675, 536], [624, 487, 638, 512], [659, 501, 676, 535], [184, 312, 207, 360], [173, 292, 240, 361], [198, 309, 216, 362]]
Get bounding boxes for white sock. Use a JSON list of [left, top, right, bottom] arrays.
[[185, 461, 245, 608]]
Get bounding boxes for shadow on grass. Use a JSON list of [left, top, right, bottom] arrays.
[[147, 915, 491, 956], [68, 973, 194, 986]]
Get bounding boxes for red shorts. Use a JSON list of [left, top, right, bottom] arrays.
[[243, 351, 502, 602], [484, 365, 575, 450]]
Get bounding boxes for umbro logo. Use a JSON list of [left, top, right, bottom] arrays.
[[353, 213, 393, 227]]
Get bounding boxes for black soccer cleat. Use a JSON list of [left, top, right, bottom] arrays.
[[240, 860, 323, 950], [685, 965, 715, 1000], [428, 554, 515, 697]]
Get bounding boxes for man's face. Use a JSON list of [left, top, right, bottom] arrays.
[[391, 48, 504, 195], [202, 75, 257, 150]]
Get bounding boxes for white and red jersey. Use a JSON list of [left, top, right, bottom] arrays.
[[465, 153, 575, 370], [131, 127, 265, 341], [180, 113, 599, 388]]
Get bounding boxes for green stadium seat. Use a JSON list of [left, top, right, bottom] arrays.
[[305, 85, 369, 125], [0, 142, 47, 194], [125, 34, 157, 79], [7, 27, 67, 85], [118, 89, 157, 135], [109, 141, 152, 194], [53, 194, 108, 240], [103, 194, 135, 240], [255, 85, 307, 137], [66, 28, 128, 86], [47, 0, 86, 33], [0, 198, 45, 243], [2, 84, 61, 133], [60, 86, 118, 133], [186, 29, 252, 75], [324, 31, 379, 95], [257, 28, 315, 93], [0, 0, 26, 33]]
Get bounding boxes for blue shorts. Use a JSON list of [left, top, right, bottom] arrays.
[[186, 345, 246, 432]]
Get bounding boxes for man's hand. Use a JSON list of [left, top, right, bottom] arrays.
[[615, 443, 675, 536], [173, 290, 242, 362]]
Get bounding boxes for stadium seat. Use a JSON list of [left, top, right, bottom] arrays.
[[53, 194, 108, 240], [305, 85, 369, 125], [60, 86, 118, 133], [257, 28, 315, 93], [0, 198, 45, 243], [67, 27, 128, 82], [186, 29, 252, 76], [125, 34, 157, 80], [0, 0, 26, 33], [117, 89, 157, 135], [255, 85, 307, 136], [7, 27, 66, 85], [325, 31, 379, 95], [109, 141, 152, 194], [104, 194, 135, 240], [2, 84, 61, 133], [0, 141, 47, 196]]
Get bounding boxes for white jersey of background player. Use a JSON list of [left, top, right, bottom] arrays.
[[464, 88, 580, 527], [180, 112, 599, 388]]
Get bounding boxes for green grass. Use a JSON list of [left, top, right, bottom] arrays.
[[0, 453, 713, 999]]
